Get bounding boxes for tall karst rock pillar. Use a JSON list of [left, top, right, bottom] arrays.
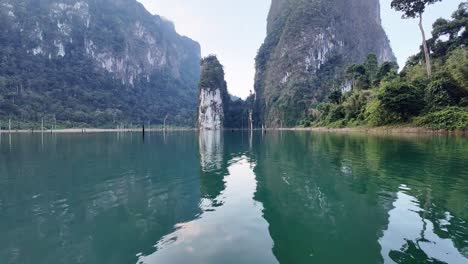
[[198, 56, 230, 130], [254, 0, 396, 127]]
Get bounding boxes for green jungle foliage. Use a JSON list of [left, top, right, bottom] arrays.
[[199, 56, 228, 92], [0, 0, 200, 129], [197, 55, 253, 129], [224, 94, 255, 129], [254, 0, 395, 128], [302, 3, 468, 130], [198, 55, 230, 127]]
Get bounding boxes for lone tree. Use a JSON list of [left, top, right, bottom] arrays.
[[391, 0, 442, 77]]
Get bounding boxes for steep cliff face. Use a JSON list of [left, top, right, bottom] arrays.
[[0, 0, 200, 126], [198, 88, 224, 130], [198, 56, 230, 130], [255, 0, 395, 127]]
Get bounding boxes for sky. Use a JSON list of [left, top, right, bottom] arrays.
[[138, 0, 462, 99]]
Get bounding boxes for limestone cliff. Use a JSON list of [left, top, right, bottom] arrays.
[[254, 0, 396, 127], [198, 56, 230, 130], [0, 0, 200, 126]]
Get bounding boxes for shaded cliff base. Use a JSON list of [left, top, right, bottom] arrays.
[[0, 126, 465, 137], [0, 128, 195, 134]]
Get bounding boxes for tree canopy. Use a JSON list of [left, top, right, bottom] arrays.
[[302, 3, 467, 130], [390, 0, 443, 18]]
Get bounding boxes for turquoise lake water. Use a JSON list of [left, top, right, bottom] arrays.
[[0, 131, 467, 264]]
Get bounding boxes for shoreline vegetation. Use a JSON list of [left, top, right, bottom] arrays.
[[0, 128, 195, 134], [287, 126, 467, 136], [2, 4, 466, 132], [295, 4, 467, 131], [0, 126, 465, 136]]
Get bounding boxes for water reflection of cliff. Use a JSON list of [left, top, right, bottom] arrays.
[[199, 131, 224, 172], [197, 131, 258, 203], [198, 131, 227, 203], [0, 133, 202, 264], [380, 186, 467, 263], [1, 132, 466, 264], [252, 132, 468, 264], [138, 131, 276, 264]]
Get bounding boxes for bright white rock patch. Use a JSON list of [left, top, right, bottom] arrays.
[[32, 46, 43, 55], [54, 40, 65, 57], [198, 89, 224, 130]]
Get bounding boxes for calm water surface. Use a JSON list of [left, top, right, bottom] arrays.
[[0, 131, 467, 264]]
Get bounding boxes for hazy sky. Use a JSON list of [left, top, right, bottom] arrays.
[[138, 0, 461, 99]]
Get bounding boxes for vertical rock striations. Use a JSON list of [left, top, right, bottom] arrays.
[[0, 0, 201, 126], [198, 56, 230, 130], [254, 0, 396, 127]]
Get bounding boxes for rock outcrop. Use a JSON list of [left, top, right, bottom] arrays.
[[254, 0, 396, 127], [197, 56, 230, 130], [0, 0, 200, 126]]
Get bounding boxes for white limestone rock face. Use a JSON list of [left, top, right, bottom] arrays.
[[0, 0, 201, 126], [1, 0, 200, 86], [197, 56, 229, 130], [198, 88, 224, 130]]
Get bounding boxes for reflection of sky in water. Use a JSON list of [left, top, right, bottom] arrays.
[[137, 156, 277, 264], [379, 185, 468, 264]]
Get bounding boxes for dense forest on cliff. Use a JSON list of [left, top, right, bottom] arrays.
[[301, 3, 467, 130], [197, 55, 254, 130], [0, 0, 200, 129], [254, 0, 395, 128], [0, 0, 466, 130]]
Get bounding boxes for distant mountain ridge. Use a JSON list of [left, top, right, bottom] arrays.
[[0, 0, 200, 127]]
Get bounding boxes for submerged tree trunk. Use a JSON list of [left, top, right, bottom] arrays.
[[419, 13, 432, 77], [164, 114, 169, 131], [248, 110, 253, 131]]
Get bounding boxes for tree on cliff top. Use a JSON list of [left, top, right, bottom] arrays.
[[391, 0, 442, 77], [199, 55, 227, 92]]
